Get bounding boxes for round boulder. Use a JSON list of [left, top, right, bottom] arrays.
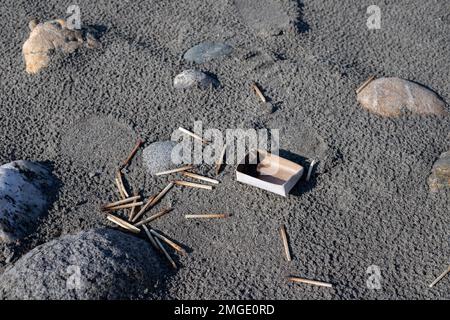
[[0, 228, 169, 300]]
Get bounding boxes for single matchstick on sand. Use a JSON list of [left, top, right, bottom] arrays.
[[182, 172, 219, 184], [102, 195, 140, 209], [101, 201, 144, 212], [429, 265, 450, 288], [128, 191, 139, 221], [150, 229, 186, 255], [107, 214, 140, 234], [356, 75, 376, 94], [306, 159, 317, 182], [134, 208, 173, 227], [174, 180, 213, 190], [280, 225, 292, 262], [215, 144, 227, 176], [185, 214, 228, 219], [288, 276, 333, 288], [155, 165, 193, 176], [131, 182, 174, 223], [115, 171, 129, 198], [114, 177, 126, 200], [178, 127, 209, 145], [251, 82, 267, 103], [120, 139, 144, 170]]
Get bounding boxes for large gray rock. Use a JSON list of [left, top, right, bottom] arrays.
[[0, 228, 168, 300], [184, 42, 233, 64], [173, 69, 219, 89], [428, 151, 450, 192], [0, 160, 57, 243]]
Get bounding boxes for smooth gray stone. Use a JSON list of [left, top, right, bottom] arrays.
[[0, 228, 169, 300], [0, 160, 57, 243], [184, 42, 233, 64], [173, 69, 219, 89], [428, 151, 450, 192], [142, 140, 181, 175]]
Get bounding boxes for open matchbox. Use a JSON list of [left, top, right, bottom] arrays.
[[236, 149, 304, 197]]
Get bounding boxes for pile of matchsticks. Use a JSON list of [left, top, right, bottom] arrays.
[[101, 132, 229, 269]]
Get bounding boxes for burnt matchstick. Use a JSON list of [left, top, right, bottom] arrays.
[[131, 182, 174, 223], [150, 229, 186, 255], [154, 234, 177, 269], [128, 191, 139, 221], [251, 82, 267, 103], [155, 165, 193, 176], [429, 265, 450, 288], [215, 144, 227, 176], [120, 139, 144, 169], [280, 225, 292, 262], [178, 127, 209, 145], [306, 159, 317, 182], [101, 201, 144, 212], [182, 172, 219, 185], [115, 171, 129, 198], [356, 75, 376, 94], [185, 214, 229, 219], [142, 225, 160, 251], [114, 176, 126, 200], [173, 180, 213, 190], [288, 276, 333, 288], [134, 208, 173, 227], [107, 214, 140, 234], [102, 195, 141, 209]]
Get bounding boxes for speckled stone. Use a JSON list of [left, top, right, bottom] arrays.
[[428, 151, 450, 192], [173, 69, 219, 89], [184, 42, 233, 64]]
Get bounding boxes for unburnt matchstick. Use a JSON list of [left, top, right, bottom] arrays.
[[174, 180, 213, 190], [429, 265, 450, 288], [134, 208, 173, 227], [178, 127, 209, 145], [150, 229, 186, 255], [215, 144, 227, 176], [356, 75, 376, 94], [131, 182, 174, 223], [185, 213, 229, 219], [120, 139, 144, 170], [128, 191, 139, 221], [102, 195, 140, 210], [115, 170, 129, 198], [251, 82, 267, 103], [102, 201, 144, 212], [114, 176, 126, 200], [182, 172, 219, 185], [280, 225, 292, 262], [155, 165, 193, 176], [107, 214, 140, 234], [288, 276, 333, 288], [306, 160, 317, 182]]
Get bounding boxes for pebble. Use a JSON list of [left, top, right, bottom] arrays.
[[0, 228, 169, 299], [428, 151, 450, 192], [357, 77, 448, 117], [0, 160, 57, 243], [184, 42, 233, 64], [173, 69, 219, 89]]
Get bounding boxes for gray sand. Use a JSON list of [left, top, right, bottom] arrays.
[[0, 0, 449, 299]]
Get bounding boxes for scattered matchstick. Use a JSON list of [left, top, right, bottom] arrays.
[[306, 159, 317, 182], [150, 229, 186, 255], [115, 171, 129, 198], [102, 195, 141, 210], [154, 235, 177, 269], [102, 201, 144, 212], [142, 225, 160, 251], [356, 75, 375, 94], [215, 144, 227, 176], [128, 191, 139, 221], [131, 182, 174, 223], [185, 214, 228, 219], [107, 214, 140, 234], [251, 82, 267, 103], [280, 225, 292, 262], [114, 176, 126, 200], [174, 180, 213, 190], [429, 265, 450, 288], [155, 165, 193, 176], [134, 208, 173, 227], [288, 276, 333, 288], [120, 139, 144, 170], [178, 127, 209, 145], [182, 172, 219, 185]]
